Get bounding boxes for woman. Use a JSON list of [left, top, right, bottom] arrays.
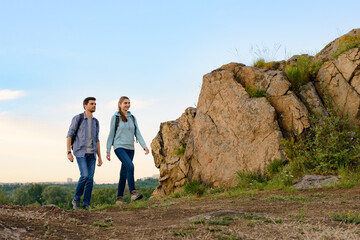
[[106, 96, 149, 204]]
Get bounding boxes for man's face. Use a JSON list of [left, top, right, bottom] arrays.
[[84, 100, 96, 113]]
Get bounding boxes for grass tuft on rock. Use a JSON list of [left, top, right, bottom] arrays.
[[333, 34, 360, 59], [245, 87, 267, 98]]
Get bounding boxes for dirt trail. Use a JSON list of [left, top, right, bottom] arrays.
[[1, 186, 360, 239]]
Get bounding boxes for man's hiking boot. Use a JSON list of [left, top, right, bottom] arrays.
[[131, 190, 143, 201], [72, 199, 80, 210], [116, 196, 125, 205], [83, 205, 91, 210]]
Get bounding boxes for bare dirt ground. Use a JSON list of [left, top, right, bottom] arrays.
[[1, 186, 360, 240]]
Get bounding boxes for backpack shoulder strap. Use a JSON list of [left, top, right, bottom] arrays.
[[115, 115, 120, 134], [112, 115, 120, 145], [94, 117, 99, 129], [130, 115, 138, 141], [71, 113, 84, 148]]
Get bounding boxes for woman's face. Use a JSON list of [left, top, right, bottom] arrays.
[[119, 99, 131, 112]]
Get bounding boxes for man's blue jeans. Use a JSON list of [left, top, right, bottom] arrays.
[[74, 153, 96, 206], [114, 148, 135, 197]]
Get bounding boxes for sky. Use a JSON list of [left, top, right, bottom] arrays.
[[0, 0, 359, 184]]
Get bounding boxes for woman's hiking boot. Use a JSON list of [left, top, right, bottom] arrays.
[[116, 196, 125, 205], [131, 190, 143, 201]]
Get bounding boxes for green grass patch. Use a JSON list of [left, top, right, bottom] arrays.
[[171, 229, 189, 237], [264, 194, 309, 203], [152, 201, 177, 208], [170, 191, 184, 198], [92, 218, 113, 227], [329, 211, 360, 224], [235, 161, 292, 191], [126, 200, 149, 210], [335, 167, 360, 188], [192, 217, 206, 224], [184, 180, 207, 197]]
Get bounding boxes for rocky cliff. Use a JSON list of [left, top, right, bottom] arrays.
[[151, 29, 360, 198]]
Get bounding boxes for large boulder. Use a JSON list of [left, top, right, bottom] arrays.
[[189, 69, 284, 187], [151, 66, 286, 196], [315, 48, 360, 125]]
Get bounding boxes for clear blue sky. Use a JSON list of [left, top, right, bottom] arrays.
[[0, 0, 359, 183]]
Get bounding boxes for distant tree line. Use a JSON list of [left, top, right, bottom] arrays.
[[0, 178, 158, 209]]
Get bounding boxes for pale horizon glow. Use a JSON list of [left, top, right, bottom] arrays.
[[0, 89, 25, 101], [0, 0, 359, 183]]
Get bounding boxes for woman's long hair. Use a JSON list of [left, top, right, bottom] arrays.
[[118, 96, 129, 122]]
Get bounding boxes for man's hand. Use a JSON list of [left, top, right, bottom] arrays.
[[106, 153, 111, 161], [68, 153, 74, 162], [97, 157, 103, 167], [144, 147, 150, 155]]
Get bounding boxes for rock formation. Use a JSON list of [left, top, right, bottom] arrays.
[[151, 29, 360, 197]]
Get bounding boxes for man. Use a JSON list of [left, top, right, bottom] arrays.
[[66, 97, 103, 210]]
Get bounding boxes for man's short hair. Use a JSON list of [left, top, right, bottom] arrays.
[[83, 97, 96, 108]]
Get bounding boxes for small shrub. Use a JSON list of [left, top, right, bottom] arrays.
[[285, 55, 321, 92], [282, 112, 360, 175], [170, 191, 183, 198], [184, 180, 207, 197], [266, 159, 284, 178], [333, 34, 360, 59], [245, 87, 267, 98], [0, 187, 11, 204]]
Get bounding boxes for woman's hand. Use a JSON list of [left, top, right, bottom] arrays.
[[106, 153, 111, 161], [144, 147, 149, 155]]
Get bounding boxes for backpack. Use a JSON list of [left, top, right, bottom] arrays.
[[71, 113, 99, 149], [113, 114, 137, 145]]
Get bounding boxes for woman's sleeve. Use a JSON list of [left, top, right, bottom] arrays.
[[106, 115, 116, 153]]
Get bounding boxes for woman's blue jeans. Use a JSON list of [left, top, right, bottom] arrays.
[[114, 148, 135, 197], [74, 153, 96, 206]]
